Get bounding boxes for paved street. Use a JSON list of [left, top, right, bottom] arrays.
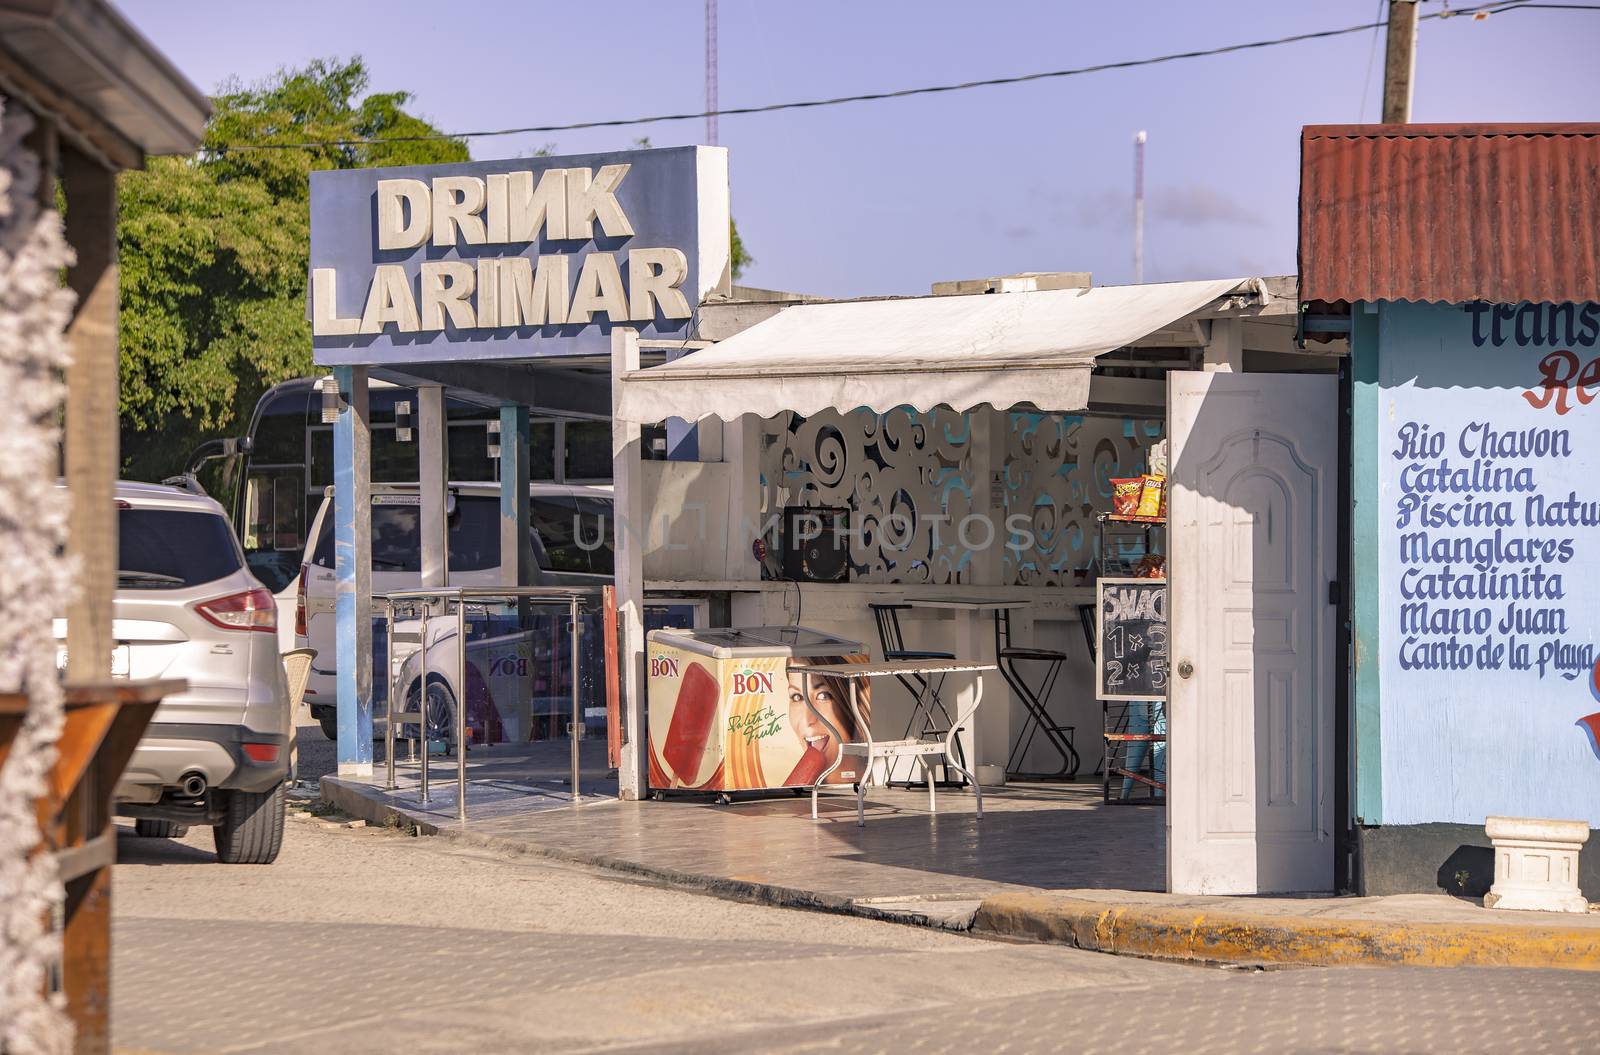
[[111, 804, 1599, 1055]]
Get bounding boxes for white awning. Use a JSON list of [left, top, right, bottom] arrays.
[[615, 277, 1245, 422]]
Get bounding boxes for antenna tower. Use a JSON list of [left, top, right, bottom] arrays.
[[705, 0, 719, 145]]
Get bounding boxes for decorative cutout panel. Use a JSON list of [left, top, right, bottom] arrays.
[[1003, 413, 1164, 586], [760, 408, 1162, 586], [760, 408, 975, 584]]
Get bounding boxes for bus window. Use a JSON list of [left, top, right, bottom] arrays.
[[448, 422, 496, 483], [448, 495, 500, 572], [242, 471, 306, 593], [308, 494, 501, 574], [530, 422, 557, 481], [372, 427, 420, 483], [574, 496, 614, 574], [564, 421, 612, 481], [251, 394, 309, 465], [529, 495, 601, 573]]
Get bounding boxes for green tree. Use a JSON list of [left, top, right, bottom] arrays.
[[117, 57, 467, 483], [729, 217, 753, 282]]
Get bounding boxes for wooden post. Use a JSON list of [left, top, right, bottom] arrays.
[[61, 147, 118, 685], [1382, 0, 1419, 124], [611, 328, 648, 799]]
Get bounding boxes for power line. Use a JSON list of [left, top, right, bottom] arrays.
[[200, 0, 1565, 155]]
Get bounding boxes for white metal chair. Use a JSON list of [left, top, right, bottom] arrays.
[[281, 647, 316, 786], [793, 658, 995, 827]]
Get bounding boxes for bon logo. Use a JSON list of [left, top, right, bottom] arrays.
[[487, 655, 529, 678], [650, 656, 680, 678], [731, 670, 774, 696]]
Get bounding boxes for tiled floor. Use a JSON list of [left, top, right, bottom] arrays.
[[342, 745, 1166, 904]]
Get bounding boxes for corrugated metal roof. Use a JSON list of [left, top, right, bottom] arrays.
[[1299, 124, 1600, 305]]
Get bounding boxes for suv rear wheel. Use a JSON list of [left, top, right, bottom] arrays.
[[318, 711, 338, 740], [134, 819, 187, 838], [213, 782, 286, 864]]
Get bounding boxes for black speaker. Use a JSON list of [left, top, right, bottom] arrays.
[[781, 506, 850, 583]]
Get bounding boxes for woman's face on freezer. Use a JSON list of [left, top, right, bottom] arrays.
[[788, 671, 848, 760]]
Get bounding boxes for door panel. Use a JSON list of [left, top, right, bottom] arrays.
[[1168, 371, 1336, 894]]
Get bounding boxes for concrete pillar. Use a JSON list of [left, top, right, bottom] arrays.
[[612, 328, 648, 799], [721, 414, 762, 581], [499, 403, 534, 587], [417, 384, 449, 588], [970, 408, 1011, 774], [61, 147, 118, 684], [333, 365, 374, 775], [1204, 318, 1244, 372]]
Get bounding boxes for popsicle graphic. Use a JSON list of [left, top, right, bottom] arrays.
[[783, 742, 830, 786], [663, 661, 720, 784]]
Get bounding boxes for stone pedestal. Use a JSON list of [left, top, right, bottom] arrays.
[[1483, 816, 1590, 914]]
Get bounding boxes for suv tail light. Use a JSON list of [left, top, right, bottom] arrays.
[[195, 588, 277, 633], [295, 564, 309, 638]]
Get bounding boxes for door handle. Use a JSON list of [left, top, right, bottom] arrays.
[[1177, 659, 1194, 679]]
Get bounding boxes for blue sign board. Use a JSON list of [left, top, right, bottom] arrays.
[[1377, 300, 1600, 825], [309, 146, 728, 366]]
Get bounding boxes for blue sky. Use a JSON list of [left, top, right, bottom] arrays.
[[120, 0, 1599, 298]]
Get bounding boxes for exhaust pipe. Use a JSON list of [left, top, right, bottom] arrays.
[[177, 772, 207, 798]]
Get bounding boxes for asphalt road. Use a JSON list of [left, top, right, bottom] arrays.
[[110, 802, 1598, 1055]]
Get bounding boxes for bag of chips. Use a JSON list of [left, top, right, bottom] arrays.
[[1111, 477, 1143, 517], [1136, 474, 1166, 518]]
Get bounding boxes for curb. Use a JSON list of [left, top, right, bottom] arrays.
[[318, 776, 1600, 970], [316, 776, 973, 932], [971, 892, 1600, 971]]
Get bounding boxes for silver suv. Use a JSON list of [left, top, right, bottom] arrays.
[[65, 482, 291, 864]]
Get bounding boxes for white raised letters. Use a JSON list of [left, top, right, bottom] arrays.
[[419, 261, 477, 329], [312, 162, 691, 338], [376, 179, 430, 250], [431, 176, 487, 246]]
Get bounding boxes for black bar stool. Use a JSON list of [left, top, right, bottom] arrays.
[[998, 608, 1079, 780], [868, 603, 968, 786]]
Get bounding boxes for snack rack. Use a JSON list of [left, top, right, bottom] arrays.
[[1094, 512, 1164, 577], [1093, 511, 1168, 804]]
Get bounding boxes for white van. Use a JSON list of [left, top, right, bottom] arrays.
[[293, 482, 612, 738]]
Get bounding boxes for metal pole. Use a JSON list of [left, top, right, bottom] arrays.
[[456, 592, 468, 822], [385, 600, 395, 789], [419, 601, 430, 804], [570, 596, 582, 802], [1133, 130, 1146, 284]]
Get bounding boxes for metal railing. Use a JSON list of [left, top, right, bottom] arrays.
[[381, 586, 600, 822]]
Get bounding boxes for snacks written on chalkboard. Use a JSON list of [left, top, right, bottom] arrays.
[[1111, 477, 1144, 517], [1097, 577, 1169, 701]]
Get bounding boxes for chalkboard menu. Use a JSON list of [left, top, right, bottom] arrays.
[[1096, 577, 1169, 701]]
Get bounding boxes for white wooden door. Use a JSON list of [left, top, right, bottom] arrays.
[[1167, 372, 1336, 894]]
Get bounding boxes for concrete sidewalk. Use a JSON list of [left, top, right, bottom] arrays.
[[321, 770, 1600, 971]]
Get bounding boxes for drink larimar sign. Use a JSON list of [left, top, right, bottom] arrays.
[[309, 146, 729, 365], [1377, 300, 1600, 825]]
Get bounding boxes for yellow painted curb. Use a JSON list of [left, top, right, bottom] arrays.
[[972, 893, 1600, 971]]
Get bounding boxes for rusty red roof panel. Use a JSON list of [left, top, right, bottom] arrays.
[[1299, 124, 1600, 305]]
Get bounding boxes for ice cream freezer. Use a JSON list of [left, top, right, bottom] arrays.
[[646, 626, 873, 797]]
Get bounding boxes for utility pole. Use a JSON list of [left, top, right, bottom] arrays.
[[1133, 130, 1146, 284], [705, 0, 719, 145], [1382, 0, 1419, 123]]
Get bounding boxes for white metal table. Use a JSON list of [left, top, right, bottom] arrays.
[[790, 658, 996, 827], [899, 597, 1028, 778]]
